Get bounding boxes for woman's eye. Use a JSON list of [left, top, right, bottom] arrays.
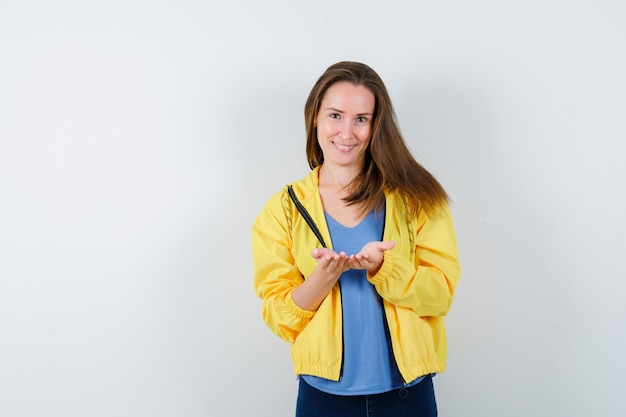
[[357, 116, 367, 123], [330, 113, 340, 119]]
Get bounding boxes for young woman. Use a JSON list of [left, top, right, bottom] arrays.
[[252, 61, 461, 417]]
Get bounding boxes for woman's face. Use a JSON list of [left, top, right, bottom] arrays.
[[316, 82, 375, 170]]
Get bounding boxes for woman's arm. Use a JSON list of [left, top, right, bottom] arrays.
[[291, 248, 349, 311], [367, 204, 461, 317], [252, 193, 348, 341]]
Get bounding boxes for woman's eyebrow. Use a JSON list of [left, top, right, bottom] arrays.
[[323, 107, 373, 116]]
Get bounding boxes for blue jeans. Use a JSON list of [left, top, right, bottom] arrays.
[[295, 374, 437, 417]]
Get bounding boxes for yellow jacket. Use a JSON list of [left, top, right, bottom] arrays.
[[252, 167, 461, 383]]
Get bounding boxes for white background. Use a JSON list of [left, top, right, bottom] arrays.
[[1, 1, 625, 416]]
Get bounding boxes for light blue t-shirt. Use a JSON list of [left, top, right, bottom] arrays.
[[302, 209, 424, 395]]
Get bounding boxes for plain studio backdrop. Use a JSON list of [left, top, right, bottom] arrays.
[[1, 1, 624, 416]]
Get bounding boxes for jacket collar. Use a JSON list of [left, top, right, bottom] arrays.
[[290, 166, 321, 206]]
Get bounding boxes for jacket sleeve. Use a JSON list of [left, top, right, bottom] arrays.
[[367, 203, 461, 317], [251, 192, 315, 343]]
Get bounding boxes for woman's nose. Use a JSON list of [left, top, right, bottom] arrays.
[[338, 121, 352, 139]]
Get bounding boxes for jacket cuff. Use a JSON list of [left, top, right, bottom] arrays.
[[286, 293, 317, 319], [367, 251, 396, 285]]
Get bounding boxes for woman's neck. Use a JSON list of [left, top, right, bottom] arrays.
[[318, 164, 361, 191]]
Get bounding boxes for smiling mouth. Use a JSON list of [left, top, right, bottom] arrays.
[[332, 141, 356, 152]]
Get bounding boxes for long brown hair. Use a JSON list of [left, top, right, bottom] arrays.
[[304, 61, 449, 218]]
